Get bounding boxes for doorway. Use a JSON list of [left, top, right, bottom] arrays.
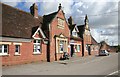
[[70, 45, 74, 57], [88, 45, 91, 55]]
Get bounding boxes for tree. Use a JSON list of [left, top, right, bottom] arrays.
[[116, 45, 120, 52]]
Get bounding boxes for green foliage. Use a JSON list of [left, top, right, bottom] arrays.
[[117, 45, 120, 52]]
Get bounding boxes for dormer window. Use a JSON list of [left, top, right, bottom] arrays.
[[58, 18, 64, 29], [72, 28, 78, 37], [72, 32, 78, 37]]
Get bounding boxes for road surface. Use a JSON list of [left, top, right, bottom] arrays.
[[2, 52, 119, 76]]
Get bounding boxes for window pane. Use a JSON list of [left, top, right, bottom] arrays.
[[15, 45, 20, 53], [77, 45, 80, 51], [86, 45, 88, 50], [33, 39, 41, 53], [58, 18, 64, 27], [59, 41, 64, 51], [38, 40, 41, 43], [4, 45, 8, 53], [34, 49, 36, 52], [37, 45, 40, 49], [0, 45, 2, 53], [74, 45, 77, 52]]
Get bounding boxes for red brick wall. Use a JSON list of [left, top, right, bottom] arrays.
[[49, 10, 70, 61], [2, 41, 47, 66], [83, 34, 93, 56], [71, 40, 82, 57]]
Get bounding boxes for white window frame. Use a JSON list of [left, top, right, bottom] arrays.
[[86, 45, 88, 51], [58, 18, 64, 29], [33, 39, 41, 54], [77, 45, 81, 52], [72, 32, 78, 37], [59, 40, 64, 53], [0, 44, 9, 55], [15, 45, 21, 55], [74, 45, 77, 52], [74, 45, 81, 52]]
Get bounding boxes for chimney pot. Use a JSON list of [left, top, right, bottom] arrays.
[[30, 3, 38, 18]]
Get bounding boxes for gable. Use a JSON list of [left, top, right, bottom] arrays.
[[33, 31, 42, 39], [50, 10, 69, 32], [59, 33, 65, 38], [42, 5, 70, 38], [72, 26, 79, 33], [84, 29, 90, 35], [32, 27, 46, 39]]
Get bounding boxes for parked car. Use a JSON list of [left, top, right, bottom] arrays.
[[99, 50, 109, 56]]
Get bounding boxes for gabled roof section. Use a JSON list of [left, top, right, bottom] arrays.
[[68, 24, 76, 31], [54, 33, 68, 38], [42, 12, 58, 30], [70, 35, 82, 41], [77, 25, 85, 38], [1, 3, 43, 39], [74, 26, 79, 32], [91, 35, 98, 45], [32, 26, 46, 39], [42, 4, 69, 38]]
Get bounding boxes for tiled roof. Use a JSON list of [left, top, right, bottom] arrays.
[[42, 11, 58, 38], [42, 12, 58, 30], [1, 3, 43, 39], [91, 36, 98, 44], [70, 35, 82, 41], [77, 25, 85, 38]]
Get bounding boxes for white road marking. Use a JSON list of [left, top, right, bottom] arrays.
[[105, 70, 119, 77], [108, 70, 118, 75]]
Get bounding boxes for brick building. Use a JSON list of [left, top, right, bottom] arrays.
[[77, 15, 99, 56], [1, 3, 48, 66], [1, 3, 99, 66], [99, 41, 117, 52], [68, 16, 82, 57], [42, 4, 70, 61]]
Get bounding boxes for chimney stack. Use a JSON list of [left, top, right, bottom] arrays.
[[30, 3, 38, 18], [68, 16, 74, 25]]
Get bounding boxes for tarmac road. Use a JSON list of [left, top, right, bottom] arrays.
[[2, 52, 118, 76]]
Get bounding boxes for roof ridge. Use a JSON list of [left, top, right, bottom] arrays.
[[1, 2, 43, 18], [44, 11, 58, 16]]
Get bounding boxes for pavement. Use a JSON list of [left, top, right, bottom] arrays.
[[2, 52, 119, 76]]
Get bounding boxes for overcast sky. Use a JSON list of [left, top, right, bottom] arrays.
[[1, 0, 119, 46]]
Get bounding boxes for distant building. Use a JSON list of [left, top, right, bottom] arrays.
[[99, 41, 117, 52]]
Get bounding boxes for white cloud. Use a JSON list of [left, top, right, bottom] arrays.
[[23, 0, 38, 8], [39, 0, 74, 16], [91, 29, 100, 43], [1, 0, 118, 45], [91, 28, 118, 45], [80, 0, 119, 2]]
